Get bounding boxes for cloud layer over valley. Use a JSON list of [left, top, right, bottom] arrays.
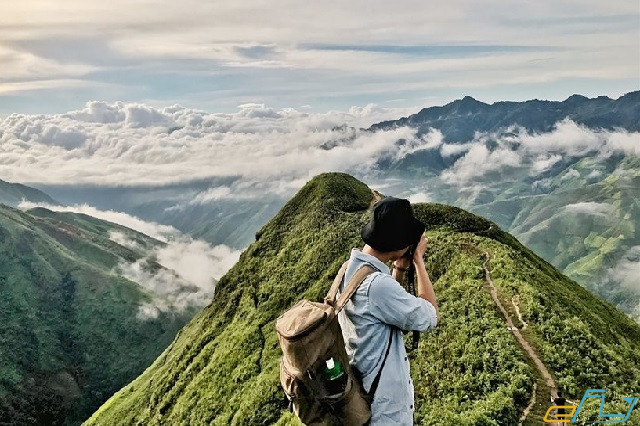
[[2, 102, 637, 205], [19, 201, 242, 319]]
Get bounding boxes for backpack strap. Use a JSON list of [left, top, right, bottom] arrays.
[[324, 260, 349, 307], [334, 264, 376, 313], [368, 329, 394, 397]]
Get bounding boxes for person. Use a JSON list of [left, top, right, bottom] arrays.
[[337, 196, 439, 425]]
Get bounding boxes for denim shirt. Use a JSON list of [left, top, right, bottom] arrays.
[[337, 248, 438, 425]]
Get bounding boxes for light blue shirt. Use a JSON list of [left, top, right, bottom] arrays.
[[337, 248, 438, 425]]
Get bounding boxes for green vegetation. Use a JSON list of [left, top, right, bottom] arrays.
[[87, 172, 640, 425], [0, 205, 197, 425]]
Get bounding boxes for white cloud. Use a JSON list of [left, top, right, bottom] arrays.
[[1, 1, 637, 113], [563, 202, 616, 217], [531, 154, 562, 174], [114, 234, 241, 319], [18, 201, 178, 241], [0, 101, 427, 190], [608, 246, 640, 293], [4, 105, 637, 208], [560, 168, 580, 181], [17, 201, 241, 319], [441, 143, 521, 184], [407, 192, 432, 203], [109, 230, 144, 250], [587, 170, 603, 180], [440, 120, 639, 187], [603, 245, 640, 323], [440, 142, 475, 158]]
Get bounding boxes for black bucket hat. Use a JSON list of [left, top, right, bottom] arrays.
[[361, 196, 425, 252]]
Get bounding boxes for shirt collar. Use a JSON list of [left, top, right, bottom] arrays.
[[349, 247, 391, 275]]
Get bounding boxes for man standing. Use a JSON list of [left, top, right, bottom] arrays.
[[337, 196, 439, 425]]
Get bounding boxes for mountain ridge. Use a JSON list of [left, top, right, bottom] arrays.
[[369, 91, 640, 141], [0, 179, 60, 207]]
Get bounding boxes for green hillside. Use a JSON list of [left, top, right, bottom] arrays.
[[86, 173, 640, 425], [0, 205, 198, 425]]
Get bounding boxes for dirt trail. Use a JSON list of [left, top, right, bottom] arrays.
[[512, 295, 529, 331], [519, 383, 537, 425], [482, 252, 559, 424]]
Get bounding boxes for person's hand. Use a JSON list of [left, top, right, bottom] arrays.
[[393, 255, 411, 270], [413, 233, 428, 264]]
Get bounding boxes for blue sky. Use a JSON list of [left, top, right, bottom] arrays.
[[1, 0, 638, 115]]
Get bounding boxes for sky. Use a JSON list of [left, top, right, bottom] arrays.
[[1, 0, 638, 115]]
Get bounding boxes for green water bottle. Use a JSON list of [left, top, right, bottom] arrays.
[[324, 357, 347, 396]]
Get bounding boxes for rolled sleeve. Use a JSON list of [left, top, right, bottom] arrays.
[[368, 274, 437, 332]]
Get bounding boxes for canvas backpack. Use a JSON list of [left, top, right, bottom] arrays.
[[275, 260, 378, 425]]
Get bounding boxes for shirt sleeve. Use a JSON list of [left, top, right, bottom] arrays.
[[368, 274, 437, 332]]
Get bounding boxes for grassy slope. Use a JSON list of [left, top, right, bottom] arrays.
[[0, 205, 197, 425], [87, 173, 640, 425]]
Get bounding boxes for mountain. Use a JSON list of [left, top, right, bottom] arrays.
[[0, 179, 60, 207], [370, 91, 640, 141], [86, 173, 640, 425], [0, 205, 202, 425], [34, 180, 285, 251], [362, 93, 640, 322]]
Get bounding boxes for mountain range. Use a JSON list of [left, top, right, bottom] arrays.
[[369, 91, 640, 140]]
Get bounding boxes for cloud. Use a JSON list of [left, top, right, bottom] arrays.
[[531, 153, 562, 174], [602, 245, 640, 323], [608, 246, 640, 293], [17, 202, 241, 319], [0, 101, 429, 191], [441, 143, 522, 184], [407, 192, 433, 203], [4, 104, 638, 211], [563, 202, 617, 217], [587, 170, 603, 180], [113, 233, 241, 319], [560, 168, 580, 181], [1, 1, 637, 114], [440, 119, 639, 188], [18, 201, 178, 241], [440, 142, 474, 158]]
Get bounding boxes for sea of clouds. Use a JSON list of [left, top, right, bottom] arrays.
[[6, 101, 639, 319], [2, 101, 637, 199]]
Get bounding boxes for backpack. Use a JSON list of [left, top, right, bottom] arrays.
[[275, 260, 380, 425]]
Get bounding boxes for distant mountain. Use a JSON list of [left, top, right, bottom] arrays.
[[370, 91, 640, 141], [476, 155, 640, 320], [87, 173, 640, 425], [0, 179, 60, 207], [34, 180, 285, 251], [362, 92, 640, 322], [0, 205, 202, 425]]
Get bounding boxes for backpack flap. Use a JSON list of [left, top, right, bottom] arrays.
[[276, 300, 336, 375]]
